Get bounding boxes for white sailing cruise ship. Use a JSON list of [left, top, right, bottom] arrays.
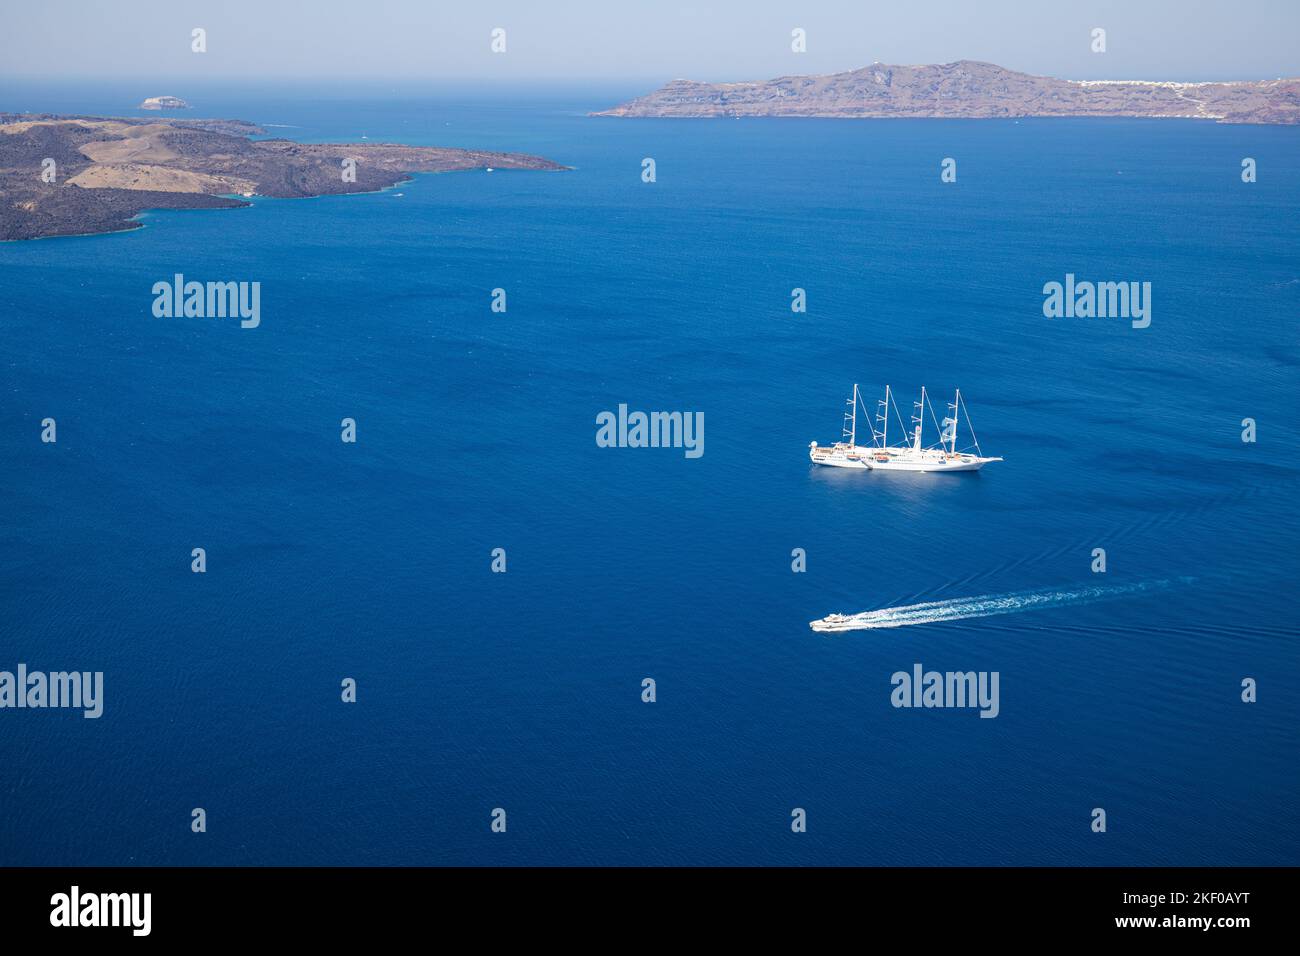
[[809, 384, 1002, 473]]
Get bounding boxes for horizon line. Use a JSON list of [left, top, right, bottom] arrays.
[[2, 63, 1298, 86]]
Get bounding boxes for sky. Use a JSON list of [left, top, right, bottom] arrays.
[[1, 0, 1296, 83]]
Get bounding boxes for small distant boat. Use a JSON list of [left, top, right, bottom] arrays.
[[485, 167, 494, 173], [809, 384, 1002, 473]]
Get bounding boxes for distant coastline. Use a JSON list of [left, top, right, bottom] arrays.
[[594, 60, 1300, 124]]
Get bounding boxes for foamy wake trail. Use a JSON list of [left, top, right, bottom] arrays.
[[827, 579, 1181, 630]]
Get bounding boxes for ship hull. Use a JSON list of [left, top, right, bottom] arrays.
[[808, 444, 873, 469], [869, 456, 993, 473], [809, 449, 1001, 471], [809, 454, 871, 469]]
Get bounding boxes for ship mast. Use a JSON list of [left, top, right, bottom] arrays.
[[882, 385, 889, 448], [949, 389, 960, 454], [850, 383, 857, 447], [912, 386, 926, 452], [842, 383, 858, 447]]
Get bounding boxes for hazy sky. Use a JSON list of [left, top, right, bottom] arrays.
[[2, 0, 1296, 82]]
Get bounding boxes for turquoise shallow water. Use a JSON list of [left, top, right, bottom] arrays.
[[1, 81, 1298, 864]]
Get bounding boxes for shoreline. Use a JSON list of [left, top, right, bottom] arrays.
[[0, 164, 550, 242]]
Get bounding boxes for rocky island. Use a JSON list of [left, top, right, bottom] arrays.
[[594, 60, 1300, 124], [0, 114, 567, 240], [139, 96, 189, 110]]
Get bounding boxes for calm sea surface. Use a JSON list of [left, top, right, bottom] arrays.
[[2, 80, 1297, 864]]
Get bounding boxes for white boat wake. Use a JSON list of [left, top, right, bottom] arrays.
[[810, 579, 1185, 632]]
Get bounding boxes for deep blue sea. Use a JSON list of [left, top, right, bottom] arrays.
[[2, 80, 1298, 865]]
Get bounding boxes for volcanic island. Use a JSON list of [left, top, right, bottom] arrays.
[[594, 60, 1300, 123], [0, 114, 567, 241]]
